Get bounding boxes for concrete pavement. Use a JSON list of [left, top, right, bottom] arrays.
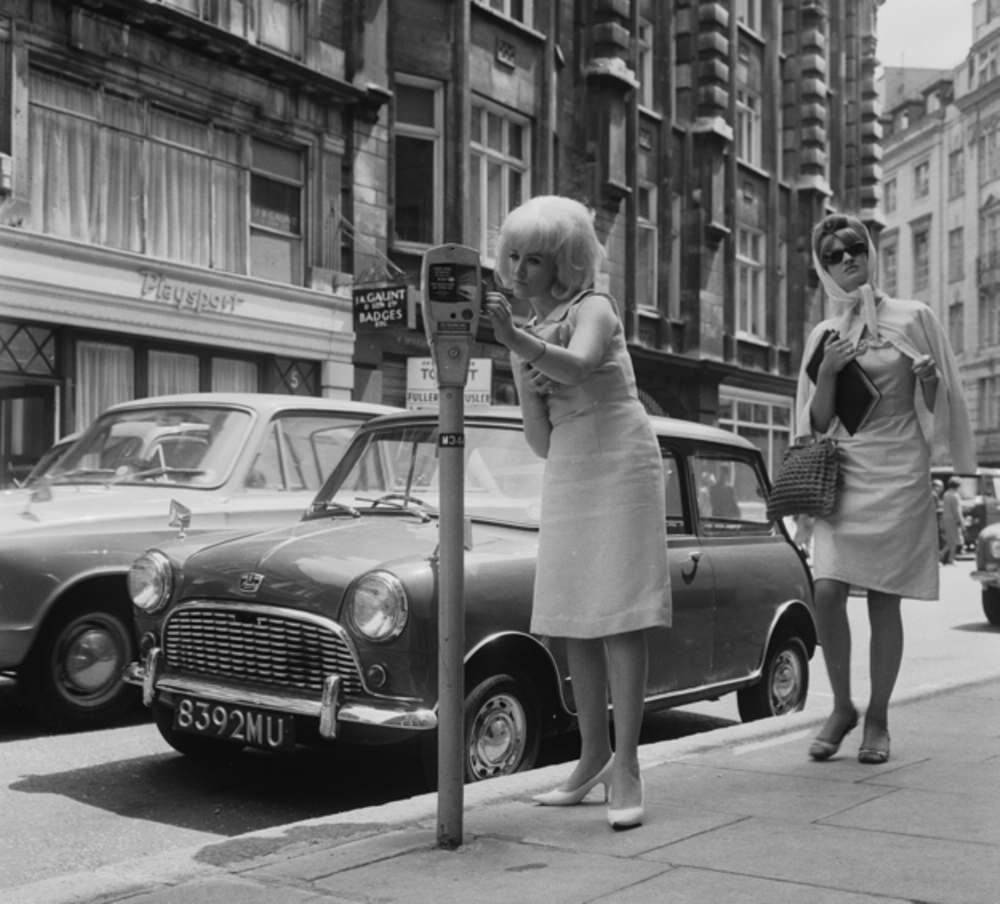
[[8, 669, 1000, 904]]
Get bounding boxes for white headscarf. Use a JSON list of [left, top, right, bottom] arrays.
[[811, 216, 881, 342]]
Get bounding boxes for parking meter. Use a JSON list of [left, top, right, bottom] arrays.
[[420, 243, 481, 850], [420, 244, 481, 387]]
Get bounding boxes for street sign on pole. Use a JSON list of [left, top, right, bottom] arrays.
[[420, 243, 481, 849]]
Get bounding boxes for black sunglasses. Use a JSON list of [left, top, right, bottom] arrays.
[[822, 241, 868, 266]]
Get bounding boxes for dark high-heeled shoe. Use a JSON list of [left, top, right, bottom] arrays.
[[532, 758, 613, 806], [808, 707, 859, 761], [858, 727, 890, 764]]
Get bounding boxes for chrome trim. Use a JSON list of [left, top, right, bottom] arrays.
[[141, 672, 437, 731], [320, 675, 340, 739], [143, 647, 163, 707]]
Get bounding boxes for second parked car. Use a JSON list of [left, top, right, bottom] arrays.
[[126, 408, 817, 783], [0, 392, 396, 730]]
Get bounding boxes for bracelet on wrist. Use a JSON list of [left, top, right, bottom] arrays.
[[525, 337, 547, 366]]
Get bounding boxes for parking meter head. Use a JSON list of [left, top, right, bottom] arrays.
[[421, 244, 482, 387]]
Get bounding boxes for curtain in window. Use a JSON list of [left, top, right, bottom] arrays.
[[149, 350, 200, 397], [30, 106, 96, 241], [212, 357, 258, 392], [149, 143, 212, 266], [75, 342, 134, 429]]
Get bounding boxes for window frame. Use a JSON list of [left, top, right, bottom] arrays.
[[392, 74, 444, 252], [735, 226, 766, 339], [914, 159, 930, 198], [468, 98, 532, 264]]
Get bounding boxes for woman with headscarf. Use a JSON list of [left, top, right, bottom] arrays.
[[796, 213, 974, 765]]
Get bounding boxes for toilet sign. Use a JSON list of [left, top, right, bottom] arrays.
[[406, 357, 492, 409]]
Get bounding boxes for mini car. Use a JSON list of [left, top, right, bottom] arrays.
[[0, 393, 396, 729], [126, 408, 817, 782]]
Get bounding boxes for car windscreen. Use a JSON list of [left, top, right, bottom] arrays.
[[48, 406, 253, 487], [312, 421, 545, 526]]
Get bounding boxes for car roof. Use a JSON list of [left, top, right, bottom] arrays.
[[101, 393, 399, 417], [362, 405, 757, 451]]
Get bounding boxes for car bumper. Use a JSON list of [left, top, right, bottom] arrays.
[[970, 569, 1000, 588], [123, 648, 437, 738]]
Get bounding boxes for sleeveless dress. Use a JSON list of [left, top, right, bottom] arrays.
[[523, 293, 672, 638], [812, 334, 938, 599]]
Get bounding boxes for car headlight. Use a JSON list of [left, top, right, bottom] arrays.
[[989, 538, 1000, 559], [128, 550, 174, 613], [347, 571, 408, 642]]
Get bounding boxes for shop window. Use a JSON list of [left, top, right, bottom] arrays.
[[149, 350, 199, 396], [718, 388, 792, 478], [393, 77, 443, 248], [212, 357, 259, 392], [0, 322, 57, 376], [75, 341, 134, 429], [265, 358, 317, 395], [469, 100, 531, 262]]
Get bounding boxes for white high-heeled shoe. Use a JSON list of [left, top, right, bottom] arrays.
[[531, 758, 613, 806], [607, 778, 644, 830]]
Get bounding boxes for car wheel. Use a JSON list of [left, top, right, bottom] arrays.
[[983, 588, 1000, 626], [152, 703, 243, 761], [24, 598, 140, 730], [464, 674, 541, 782], [420, 673, 542, 786], [737, 634, 810, 722]]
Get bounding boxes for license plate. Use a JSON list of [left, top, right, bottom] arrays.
[[173, 697, 295, 751]]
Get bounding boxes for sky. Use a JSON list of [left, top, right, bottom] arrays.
[[876, 0, 973, 70]]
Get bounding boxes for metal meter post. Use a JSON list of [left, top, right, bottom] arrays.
[[420, 243, 481, 849]]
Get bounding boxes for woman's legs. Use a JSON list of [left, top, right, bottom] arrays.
[[813, 578, 858, 741], [864, 590, 902, 746], [559, 637, 612, 790], [605, 630, 648, 809]]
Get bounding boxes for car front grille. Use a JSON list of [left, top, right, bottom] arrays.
[[163, 603, 363, 699]]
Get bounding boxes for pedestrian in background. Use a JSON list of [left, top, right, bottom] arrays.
[[483, 195, 671, 830], [796, 213, 974, 765], [940, 477, 964, 564]]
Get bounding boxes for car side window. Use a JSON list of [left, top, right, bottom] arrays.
[[692, 451, 771, 536], [661, 450, 689, 535]]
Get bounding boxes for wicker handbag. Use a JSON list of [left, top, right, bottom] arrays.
[[766, 437, 840, 521]]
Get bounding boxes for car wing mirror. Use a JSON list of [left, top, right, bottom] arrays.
[[168, 498, 192, 539]]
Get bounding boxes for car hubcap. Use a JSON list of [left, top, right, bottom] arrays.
[[468, 692, 526, 780], [770, 649, 803, 714], [59, 619, 126, 699]]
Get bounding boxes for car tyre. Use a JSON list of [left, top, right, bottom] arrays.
[[421, 673, 541, 786], [983, 588, 1000, 626], [737, 634, 810, 721], [152, 703, 243, 761], [23, 598, 140, 730]]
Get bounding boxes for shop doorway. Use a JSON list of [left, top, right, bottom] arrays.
[[0, 381, 58, 488]]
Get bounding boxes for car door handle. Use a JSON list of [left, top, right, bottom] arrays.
[[682, 550, 702, 581]]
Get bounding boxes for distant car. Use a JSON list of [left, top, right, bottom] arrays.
[[0, 393, 397, 730], [971, 522, 1000, 625], [126, 408, 817, 784], [931, 466, 1000, 551]]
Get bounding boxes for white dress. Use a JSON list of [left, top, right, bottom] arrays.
[[523, 293, 671, 638]]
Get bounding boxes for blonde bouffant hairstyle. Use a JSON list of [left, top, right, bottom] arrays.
[[494, 195, 605, 301]]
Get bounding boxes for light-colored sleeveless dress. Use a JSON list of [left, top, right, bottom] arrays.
[[524, 293, 672, 638], [812, 334, 938, 599]]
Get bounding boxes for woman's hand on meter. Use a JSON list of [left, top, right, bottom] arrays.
[[483, 291, 516, 345]]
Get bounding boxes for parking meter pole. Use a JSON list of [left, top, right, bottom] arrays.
[[436, 384, 464, 849], [420, 242, 481, 851]]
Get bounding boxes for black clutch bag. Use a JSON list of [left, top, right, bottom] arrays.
[[766, 437, 841, 521], [806, 330, 881, 435]]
